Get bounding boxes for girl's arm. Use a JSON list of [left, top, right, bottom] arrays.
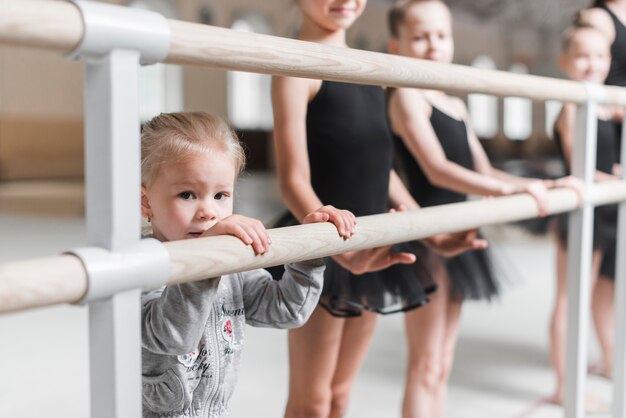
[[388, 169, 420, 210], [272, 76, 324, 221], [557, 103, 618, 182], [465, 118, 539, 186], [389, 89, 518, 197], [579, 7, 616, 43]]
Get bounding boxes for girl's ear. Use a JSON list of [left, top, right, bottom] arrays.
[[388, 39, 399, 55], [558, 54, 568, 74], [141, 184, 152, 220]]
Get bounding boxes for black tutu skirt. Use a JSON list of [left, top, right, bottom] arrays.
[[266, 212, 436, 317], [557, 205, 617, 280], [413, 237, 500, 301]]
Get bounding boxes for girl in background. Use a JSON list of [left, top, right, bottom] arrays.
[[386, 1, 581, 416], [549, 23, 621, 406]]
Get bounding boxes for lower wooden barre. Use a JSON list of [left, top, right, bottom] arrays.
[[1, 181, 626, 315]]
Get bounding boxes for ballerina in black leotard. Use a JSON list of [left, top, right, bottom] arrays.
[[271, 1, 486, 417], [386, 1, 581, 417], [548, 24, 623, 404]]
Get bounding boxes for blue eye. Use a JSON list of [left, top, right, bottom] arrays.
[[179, 191, 195, 200], [215, 192, 228, 201]]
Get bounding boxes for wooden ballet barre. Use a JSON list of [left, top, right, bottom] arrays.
[[1, 180, 626, 315], [2, 0, 626, 105]]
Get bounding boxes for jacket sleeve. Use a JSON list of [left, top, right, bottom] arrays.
[[241, 259, 325, 329], [141, 278, 220, 355]]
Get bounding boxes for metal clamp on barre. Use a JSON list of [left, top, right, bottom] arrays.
[[66, 0, 170, 64], [67, 238, 170, 304], [582, 81, 606, 104]]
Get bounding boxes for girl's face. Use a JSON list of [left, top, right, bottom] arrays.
[[560, 29, 611, 83], [299, 0, 366, 31], [389, 1, 454, 64], [142, 150, 236, 242]]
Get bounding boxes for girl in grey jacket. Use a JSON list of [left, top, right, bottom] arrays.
[[138, 112, 352, 417]]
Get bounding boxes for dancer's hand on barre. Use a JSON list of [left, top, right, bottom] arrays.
[[309, 205, 356, 239], [517, 180, 551, 217], [332, 205, 415, 275], [332, 248, 416, 275], [422, 229, 488, 257], [204, 214, 272, 255], [548, 176, 585, 207]]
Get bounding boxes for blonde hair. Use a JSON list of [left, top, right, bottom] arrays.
[[387, 0, 445, 38], [561, 13, 607, 52], [141, 112, 246, 186]]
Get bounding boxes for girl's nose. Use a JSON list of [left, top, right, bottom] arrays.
[[197, 201, 217, 221]]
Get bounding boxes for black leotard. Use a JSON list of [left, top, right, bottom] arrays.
[[595, 2, 626, 87], [270, 81, 435, 316], [554, 118, 618, 279], [393, 102, 498, 301]]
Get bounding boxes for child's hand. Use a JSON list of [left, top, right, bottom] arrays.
[[304, 205, 356, 239], [520, 180, 550, 217], [331, 205, 414, 274], [551, 175, 585, 207], [204, 214, 271, 255], [333, 247, 416, 275], [422, 229, 488, 257]]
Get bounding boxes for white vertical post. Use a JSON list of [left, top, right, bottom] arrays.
[[613, 115, 626, 418], [564, 98, 597, 418], [83, 49, 143, 418], [68, 2, 170, 416]]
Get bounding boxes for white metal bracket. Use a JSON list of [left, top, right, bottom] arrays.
[[68, 238, 170, 303], [67, 0, 170, 65]]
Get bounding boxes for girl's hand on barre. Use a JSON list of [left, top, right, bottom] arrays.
[[332, 247, 416, 275], [307, 205, 356, 239], [422, 229, 488, 257], [332, 205, 414, 274], [551, 176, 585, 207], [519, 180, 550, 217], [204, 214, 271, 255]]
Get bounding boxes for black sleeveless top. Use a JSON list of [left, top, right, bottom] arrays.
[[596, 2, 626, 86], [554, 118, 618, 175], [394, 106, 474, 207], [306, 81, 392, 216]]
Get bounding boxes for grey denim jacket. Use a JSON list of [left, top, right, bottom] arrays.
[[141, 259, 325, 417]]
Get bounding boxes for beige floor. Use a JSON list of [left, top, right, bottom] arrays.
[[0, 175, 613, 418]]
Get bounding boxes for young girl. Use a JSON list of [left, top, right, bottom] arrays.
[[582, 0, 626, 88], [139, 111, 346, 417], [386, 1, 581, 417], [271, 1, 486, 416], [549, 23, 621, 407]]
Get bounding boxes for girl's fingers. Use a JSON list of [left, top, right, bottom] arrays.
[[242, 224, 267, 254], [390, 251, 416, 265], [236, 219, 269, 254], [250, 220, 272, 253], [343, 211, 355, 236], [230, 224, 253, 247], [328, 211, 348, 238]]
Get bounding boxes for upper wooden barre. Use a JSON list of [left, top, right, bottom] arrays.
[[2, 0, 626, 104]]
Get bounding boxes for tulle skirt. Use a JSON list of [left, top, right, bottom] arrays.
[[413, 237, 500, 301], [267, 212, 436, 317], [515, 205, 617, 280], [557, 205, 617, 280]]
